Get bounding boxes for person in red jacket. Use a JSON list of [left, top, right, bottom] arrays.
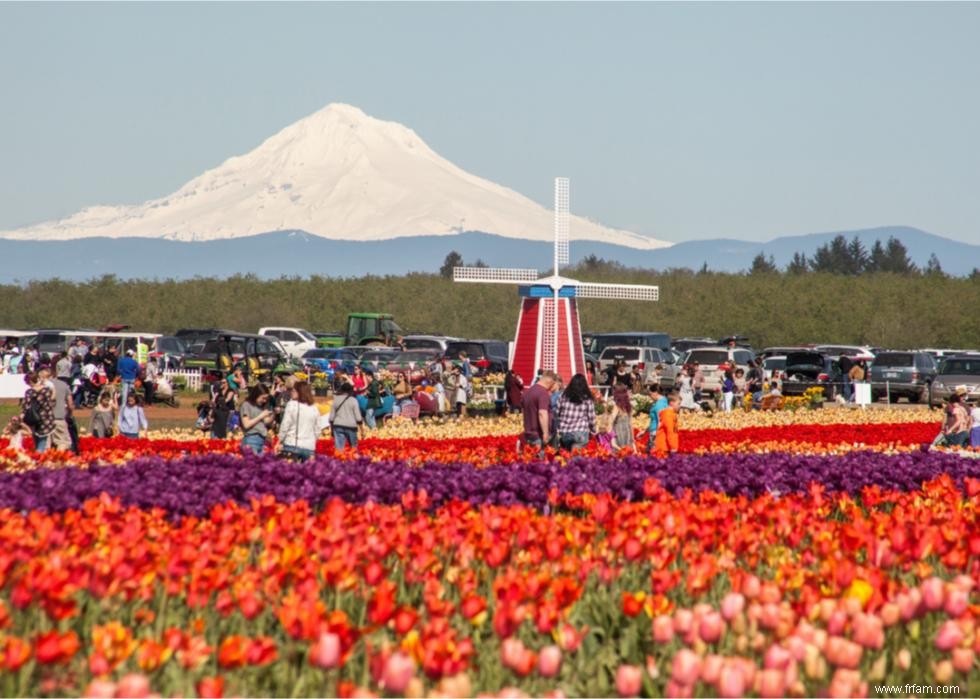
[[654, 393, 681, 458]]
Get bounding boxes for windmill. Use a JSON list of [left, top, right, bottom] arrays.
[[453, 178, 659, 384]]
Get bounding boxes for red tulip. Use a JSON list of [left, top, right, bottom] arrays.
[[195, 676, 224, 699]]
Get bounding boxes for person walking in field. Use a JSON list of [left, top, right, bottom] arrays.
[[653, 393, 681, 458], [329, 382, 365, 451], [21, 372, 55, 453], [645, 384, 668, 454], [554, 373, 597, 452], [117, 392, 148, 439], [609, 383, 635, 452], [521, 370, 557, 453]]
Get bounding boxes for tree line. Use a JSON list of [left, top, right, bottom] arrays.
[[1, 263, 978, 350], [749, 234, 961, 276]]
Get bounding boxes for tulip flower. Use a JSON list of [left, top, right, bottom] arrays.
[[615, 665, 642, 697]]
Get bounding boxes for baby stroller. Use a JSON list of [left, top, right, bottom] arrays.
[[74, 374, 107, 409], [195, 401, 214, 432]]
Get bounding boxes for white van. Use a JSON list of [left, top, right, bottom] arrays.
[[258, 327, 317, 359]]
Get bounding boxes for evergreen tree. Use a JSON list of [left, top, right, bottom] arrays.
[[925, 253, 945, 277], [810, 239, 838, 273], [699, 261, 709, 274], [846, 236, 869, 274], [867, 239, 887, 273], [473, 259, 489, 268], [749, 253, 778, 275], [439, 251, 464, 278], [883, 237, 917, 274], [786, 252, 809, 275]]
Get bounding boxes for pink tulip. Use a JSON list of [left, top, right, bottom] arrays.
[[671, 649, 702, 686], [652, 615, 675, 644], [537, 645, 562, 678], [921, 577, 945, 611], [115, 674, 151, 699], [945, 588, 969, 618], [784, 636, 807, 662], [699, 611, 725, 644], [500, 638, 526, 671], [935, 620, 965, 651], [764, 644, 792, 671], [825, 637, 862, 670], [700, 654, 724, 685], [82, 681, 117, 699], [826, 609, 848, 636], [828, 669, 859, 699], [717, 662, 745, 698], [721, 592, 745, 621], [381, 652, 415, 694], [758, 603, 781, 631], [952, 648, 974, 674], [897, 591, 920, 622], [673, 609, 694, 636], [497, 688, 528, 699], [615, 665, 643, 697], [310, 632, 341, 669], [879, 602, 900, 627], [742, 574, 761, 599], [953, 574, 975, 592], [665, 680, 693, 698], [757, 668, 786, 698], [934, 659, 954, 684], [852, 614, 884, 650]]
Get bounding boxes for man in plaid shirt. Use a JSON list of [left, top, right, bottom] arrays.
[[555, 374, 597, 452]]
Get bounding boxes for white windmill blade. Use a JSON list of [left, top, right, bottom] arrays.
[[554, 177, 570, 267], [574, 282, 660, 301], [453, 266, 540, 284]]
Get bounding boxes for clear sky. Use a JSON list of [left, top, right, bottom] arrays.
[[1, 2, 978, 244]]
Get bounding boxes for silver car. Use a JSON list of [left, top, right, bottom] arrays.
[[597, 346, 680, 388], [930, 354, 980, 406], [682, 346, 756, 392]]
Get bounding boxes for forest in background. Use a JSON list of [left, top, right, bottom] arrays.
[[2, 253, 979, 349]]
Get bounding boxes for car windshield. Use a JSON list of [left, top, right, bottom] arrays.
[[159, 338, 186, 353], [361, 351, 396, 361], [600, 348, 640, 361], [686, 350, 729, 366], [447, 343, 487, 358], [940, 359, 980, 376], [764, 357, 786, 370], [298, 331, 316, 342], [874, 353, 914, 368], [786, 353, 826, 368], [303, 349, 329, 358], [404, 338, 442, 350]]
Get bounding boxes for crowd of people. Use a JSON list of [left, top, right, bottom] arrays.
[[512, 370, 681, 457]]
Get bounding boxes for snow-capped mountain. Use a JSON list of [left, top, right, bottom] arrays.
[[0, 103, 669, 250]]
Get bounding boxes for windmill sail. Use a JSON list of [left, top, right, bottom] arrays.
[[554, 177, 569, 268], [573, 282, 660, 301], [453, 267, 540, 284]]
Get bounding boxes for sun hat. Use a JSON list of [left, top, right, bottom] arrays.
[[954, 385, 969, 396]]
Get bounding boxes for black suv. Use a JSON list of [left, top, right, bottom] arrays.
[[869, 351, 938, 403]]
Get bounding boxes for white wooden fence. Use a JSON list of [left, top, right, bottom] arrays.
[[162, 368, 204, 392]]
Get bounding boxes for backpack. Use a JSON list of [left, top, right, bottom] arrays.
[[22, 395, 42, 430]]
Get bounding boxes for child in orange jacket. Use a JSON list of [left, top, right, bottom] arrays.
[[654, 393, 681, 457]]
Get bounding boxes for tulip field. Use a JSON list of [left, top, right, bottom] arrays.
[[0, 407, 978, 698]]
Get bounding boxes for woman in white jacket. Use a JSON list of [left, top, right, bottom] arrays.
[[278, 380, 322, 462]]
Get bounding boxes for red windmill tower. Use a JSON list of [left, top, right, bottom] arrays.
[[453, 178, 660, 384]]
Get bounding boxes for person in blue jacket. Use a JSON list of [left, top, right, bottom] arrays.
[[116, 349, 141, 405]]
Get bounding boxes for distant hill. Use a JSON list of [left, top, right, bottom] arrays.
[[0, 225, 977, 282]]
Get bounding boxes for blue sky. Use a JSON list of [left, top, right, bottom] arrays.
[[1, 2, 978, 244]]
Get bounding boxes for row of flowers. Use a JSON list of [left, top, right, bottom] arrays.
[[0, 477, 976, 697], [1, 448, 978, 516], [0, 420, 955, 474]]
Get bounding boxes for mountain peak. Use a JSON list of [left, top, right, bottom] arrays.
[[0, 104, 669, 250]]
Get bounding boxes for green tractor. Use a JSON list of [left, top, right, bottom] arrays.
[[315, 313, 403, 348]]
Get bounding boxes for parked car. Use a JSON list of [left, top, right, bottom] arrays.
[[929, 354, 980, 406], [149, 336, 190, 369], [259, 327, 317, 359], [401, 335, 458, 353], [597, 346, 680, 388], [682, 346, 756, 392], [184, 333, 297, 378], [781, 351, 844, 399], [763, 355, 787, 381], [869, 351, 938, 403], [444, 340, 509, 374], [672, 337, 718, 355], [384, 350, 444, 385], [814, 345, 876, 361], [588, 332, 672, 356], [758, 346, 815, 360], [357, 348, 401, 372], [301, 348, 359, 378]]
